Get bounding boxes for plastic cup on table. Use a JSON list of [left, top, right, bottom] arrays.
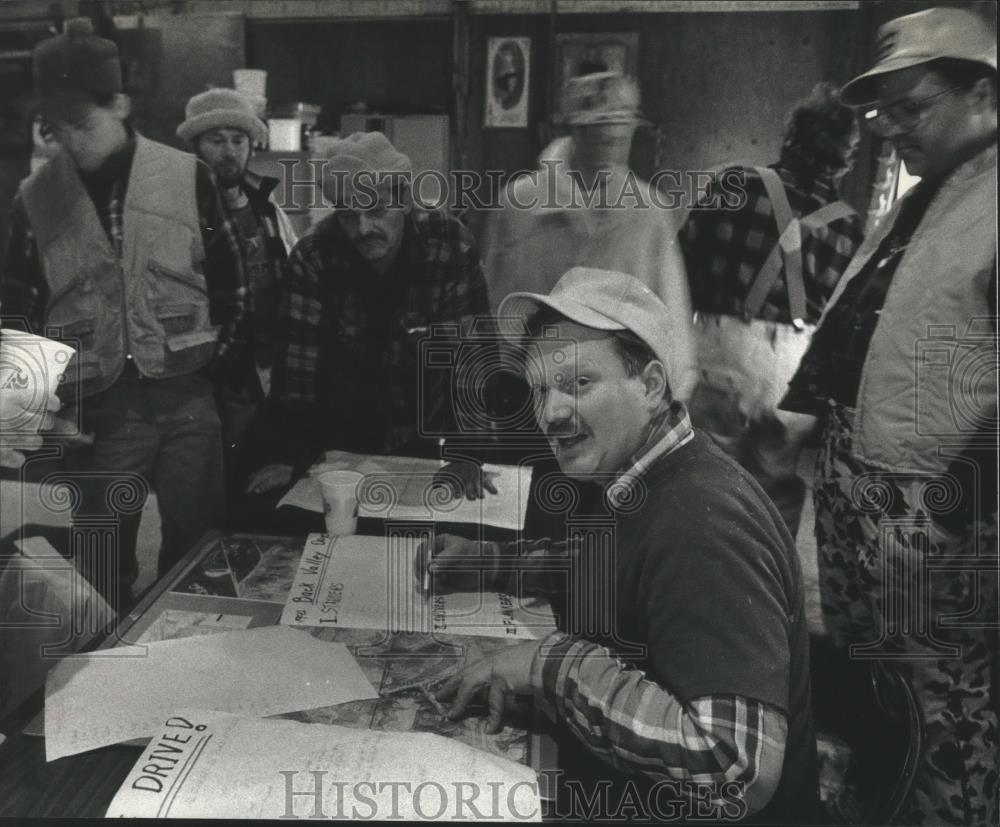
[[317, 470, 364, 536], [233, 69, 267, 99]]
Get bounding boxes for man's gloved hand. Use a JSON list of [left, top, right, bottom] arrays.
[[433, 460, 499, 500], [413, 533, 502, 594], [246, 463, 294, 494]]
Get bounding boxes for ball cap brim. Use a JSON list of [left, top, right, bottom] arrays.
[[497, 267, 675, 380], [841, 7, 997, 105]]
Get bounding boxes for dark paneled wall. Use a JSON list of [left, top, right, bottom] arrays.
[[461, 10, 865, 213], [247, 19, 453, 134]]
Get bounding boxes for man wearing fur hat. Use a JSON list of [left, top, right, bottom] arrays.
[[0, 20, 246, 609], [247, 132, 493, 504], [178, 88, 297, 524]]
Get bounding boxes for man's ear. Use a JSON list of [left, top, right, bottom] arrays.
[[970, 76, 998, 114], [110, 93, 132, 121], [640, 360, 669, 405]]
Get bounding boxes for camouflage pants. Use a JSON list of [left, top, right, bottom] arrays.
[[814, 401, 998, 827]]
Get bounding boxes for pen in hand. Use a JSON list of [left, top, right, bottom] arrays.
[[421, 539, 432, 598]]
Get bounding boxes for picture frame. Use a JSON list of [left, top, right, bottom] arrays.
[[484, 36, 530, 129], [553, 32, 639, 123]]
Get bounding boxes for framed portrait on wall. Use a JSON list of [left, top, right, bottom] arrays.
[[554, 32, 639, 122], [484, 36, 530, 129]]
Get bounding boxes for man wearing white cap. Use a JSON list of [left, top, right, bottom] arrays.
[[247, 132, 493, 505], [481, 71, 696, 402], [178, 88, 297, 524], [782, 7, 997, 825], [418, 267, 817, 822]]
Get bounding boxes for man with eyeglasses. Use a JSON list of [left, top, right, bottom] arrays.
[[782, 8, 997, 825], [0, 19, 246, 611]]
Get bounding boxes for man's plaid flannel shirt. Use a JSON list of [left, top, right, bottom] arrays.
[[680, 163, 864, 324], [461, 403, 786, 814], [267, 207, 492, 470], [1, 140, 247, 371]]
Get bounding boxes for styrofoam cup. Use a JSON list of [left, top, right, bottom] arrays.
[[318, 470, 363, 536], [268, 118, 301, 151], [233, 69, 267, 99]]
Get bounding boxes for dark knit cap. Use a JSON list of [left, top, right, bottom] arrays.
[[33, 18, 122, 106]]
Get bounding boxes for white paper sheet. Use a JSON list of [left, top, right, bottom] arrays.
[[136, 610, 254, 644], [280, 534, 555, 640], [44, 626, 377, 761], [277, 451, 533, 531], [106, 709, 541, 820]]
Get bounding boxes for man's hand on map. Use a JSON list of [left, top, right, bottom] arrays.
[[414, 533, 503, 593], [433, 460, 499, 500], [246, 463, 294, 494], [435, 642, 539, 733]]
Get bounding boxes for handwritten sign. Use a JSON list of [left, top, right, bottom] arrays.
[[281, 534, 555, 640]]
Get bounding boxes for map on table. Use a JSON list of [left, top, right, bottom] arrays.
[[125, 606, 532, 769], [172, 536, 303, 603]]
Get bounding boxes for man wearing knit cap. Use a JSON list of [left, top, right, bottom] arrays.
[[416, 268, 818, 822], [679, 82, 864, 538], [1, 19, 247, 610], [481, 71, 696, 402], [782, 7, 997, 825], [178, 88, 297, 525], [247, 131, 493, 506]]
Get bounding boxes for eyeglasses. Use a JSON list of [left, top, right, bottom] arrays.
[[865, 86, 963, 135]]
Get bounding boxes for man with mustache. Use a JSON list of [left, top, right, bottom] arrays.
[[416, 268, 817, 822], [247, 132, 493, 508], [177, 89, 297, 525]]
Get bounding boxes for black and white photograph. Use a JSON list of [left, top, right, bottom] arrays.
[[0, 0, 997, 824], [485, 36, 530, 128]]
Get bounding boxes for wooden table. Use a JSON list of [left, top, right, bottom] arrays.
[[0, 529, 557, 818]]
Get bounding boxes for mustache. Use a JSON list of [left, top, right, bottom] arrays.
[[544, 422, 579, 438]]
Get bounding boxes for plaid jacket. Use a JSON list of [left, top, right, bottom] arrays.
[[266, 207, 492, 469], [1, 139, 247, 369], [679, 163, 864, 324], [223, 170, 298, 398]]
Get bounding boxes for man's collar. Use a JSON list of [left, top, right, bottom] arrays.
[[606, 400, 694, 509], [241, 168, 280, 200]]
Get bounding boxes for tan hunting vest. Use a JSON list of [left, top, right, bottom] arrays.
[[19, 135, 218, 399]]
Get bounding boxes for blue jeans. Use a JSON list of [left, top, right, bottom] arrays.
[[64, 366, 224, 601]]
